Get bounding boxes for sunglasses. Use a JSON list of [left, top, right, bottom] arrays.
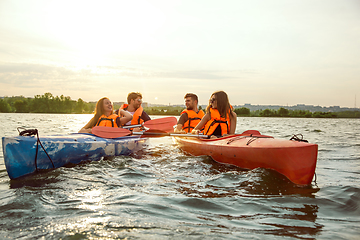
[[136, 99, 142, 102], [210, 98, 216, 103]]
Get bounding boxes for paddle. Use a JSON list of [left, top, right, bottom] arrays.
[[122, 124, 142, 129], [133, 131, 209, 138], [91, 117, 177, 138], [143, 116, 177, 133], [121, 117, 177, 132], [92, 126, 131, 138]]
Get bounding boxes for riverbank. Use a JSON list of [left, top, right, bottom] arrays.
[[1, 93, 359, 118]]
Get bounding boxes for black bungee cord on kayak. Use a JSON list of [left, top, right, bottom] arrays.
[[17, 127, 55, 171], [290, 134, 308, 142], [226, 134, 273, 145]]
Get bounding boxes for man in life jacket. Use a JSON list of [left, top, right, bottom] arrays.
[[115, 92, 151, 131], [174, 93, 205, 133]]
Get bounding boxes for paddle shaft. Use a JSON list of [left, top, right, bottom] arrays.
[[132, 132, 209, 138], [122, 117, 177, 133], [122, 124, 142, 129]]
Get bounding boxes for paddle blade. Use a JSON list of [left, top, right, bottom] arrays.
[[143, 117, 177, 133], [92, 126, 131, 138]]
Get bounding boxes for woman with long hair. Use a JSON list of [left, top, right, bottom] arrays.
[[191, 91, 237, 137], [79, 97, 132, 133]]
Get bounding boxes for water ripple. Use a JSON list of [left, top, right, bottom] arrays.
[[0, 114, 359, 239]]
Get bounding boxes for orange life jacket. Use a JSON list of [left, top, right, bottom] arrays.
[[95, 114, 119, 128], [181, 109, 205, 133], [120, 104, 144, 125], [203, 108, 230, 136]]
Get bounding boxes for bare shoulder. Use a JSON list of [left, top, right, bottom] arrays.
[[231, 111, 237, 119]]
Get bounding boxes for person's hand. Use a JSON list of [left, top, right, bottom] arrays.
[[174, 129, 186, 134], [222, 134, 234, 137], [132, 127, 142, 132], [191, 129, 200, 135], [79, 128, 92, 133]]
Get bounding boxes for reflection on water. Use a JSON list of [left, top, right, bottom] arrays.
[[261, 205, 323, 239], [0, 114, 359, 239]]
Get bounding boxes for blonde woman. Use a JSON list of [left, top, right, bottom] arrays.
[[79, 97, 132, 133]]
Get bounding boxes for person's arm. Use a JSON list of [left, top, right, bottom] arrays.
[[141, 111, 151, 122], [229, 111, 237, 134], [191, 112, 210, 134], [79, 117, 95, 133], [118, 109, 133, 126], [174, 113, 188, 133]]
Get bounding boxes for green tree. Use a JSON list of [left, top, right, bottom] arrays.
[[58, 95, 68, 113], [0, 99, 11, 112], [260, 109, 274, 117], [289, 110, 311, 118], [234, 107, 250, 116], [278, 107, 289, 117], [14, 100, 28, 113], [304, 112, 312, 118], [75, 98, 87, 113], [337, 111, 360, 118], [144, 106, 183, 115], [313, 111, 337, 118], [31, 92, 54, 112], [86, 102, 96, 113], [250, 109, 262, 117], [64, 96, 75, 113]]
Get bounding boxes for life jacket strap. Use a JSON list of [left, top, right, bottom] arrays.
[[184, 117, 203, 132]]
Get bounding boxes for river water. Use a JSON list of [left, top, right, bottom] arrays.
[[0, 113, 359, 239]]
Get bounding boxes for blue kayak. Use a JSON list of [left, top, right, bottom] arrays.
[[2, 133, 146, 180]]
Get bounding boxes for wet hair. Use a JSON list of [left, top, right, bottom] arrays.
[[184, 93, 198, 102], [127, 92, 142, 104], [206, 91, 231, 118]]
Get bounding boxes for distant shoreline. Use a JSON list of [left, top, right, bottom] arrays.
[[1, 93, 359, 118], [1, 111, 359, 119]]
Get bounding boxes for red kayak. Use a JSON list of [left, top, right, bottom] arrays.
[[174, 131, 318, 186]]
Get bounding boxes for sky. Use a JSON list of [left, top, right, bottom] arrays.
[[0, 0, 359, 107]]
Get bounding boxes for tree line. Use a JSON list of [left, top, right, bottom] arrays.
[[142, 106, 360, 118], [1, 93, 359, 118], [0, 93, 94, 114], [234, 107, 360, 118]]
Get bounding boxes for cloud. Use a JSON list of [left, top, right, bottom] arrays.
[[0, 61, 258, 85], [0, 1, 359, 106], [0, 62, 81, 87]]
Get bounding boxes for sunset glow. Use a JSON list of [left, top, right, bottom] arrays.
[[0, 0, 359, 107]]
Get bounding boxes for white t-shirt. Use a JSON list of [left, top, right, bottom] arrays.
[[125, 111, 135, 125]]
